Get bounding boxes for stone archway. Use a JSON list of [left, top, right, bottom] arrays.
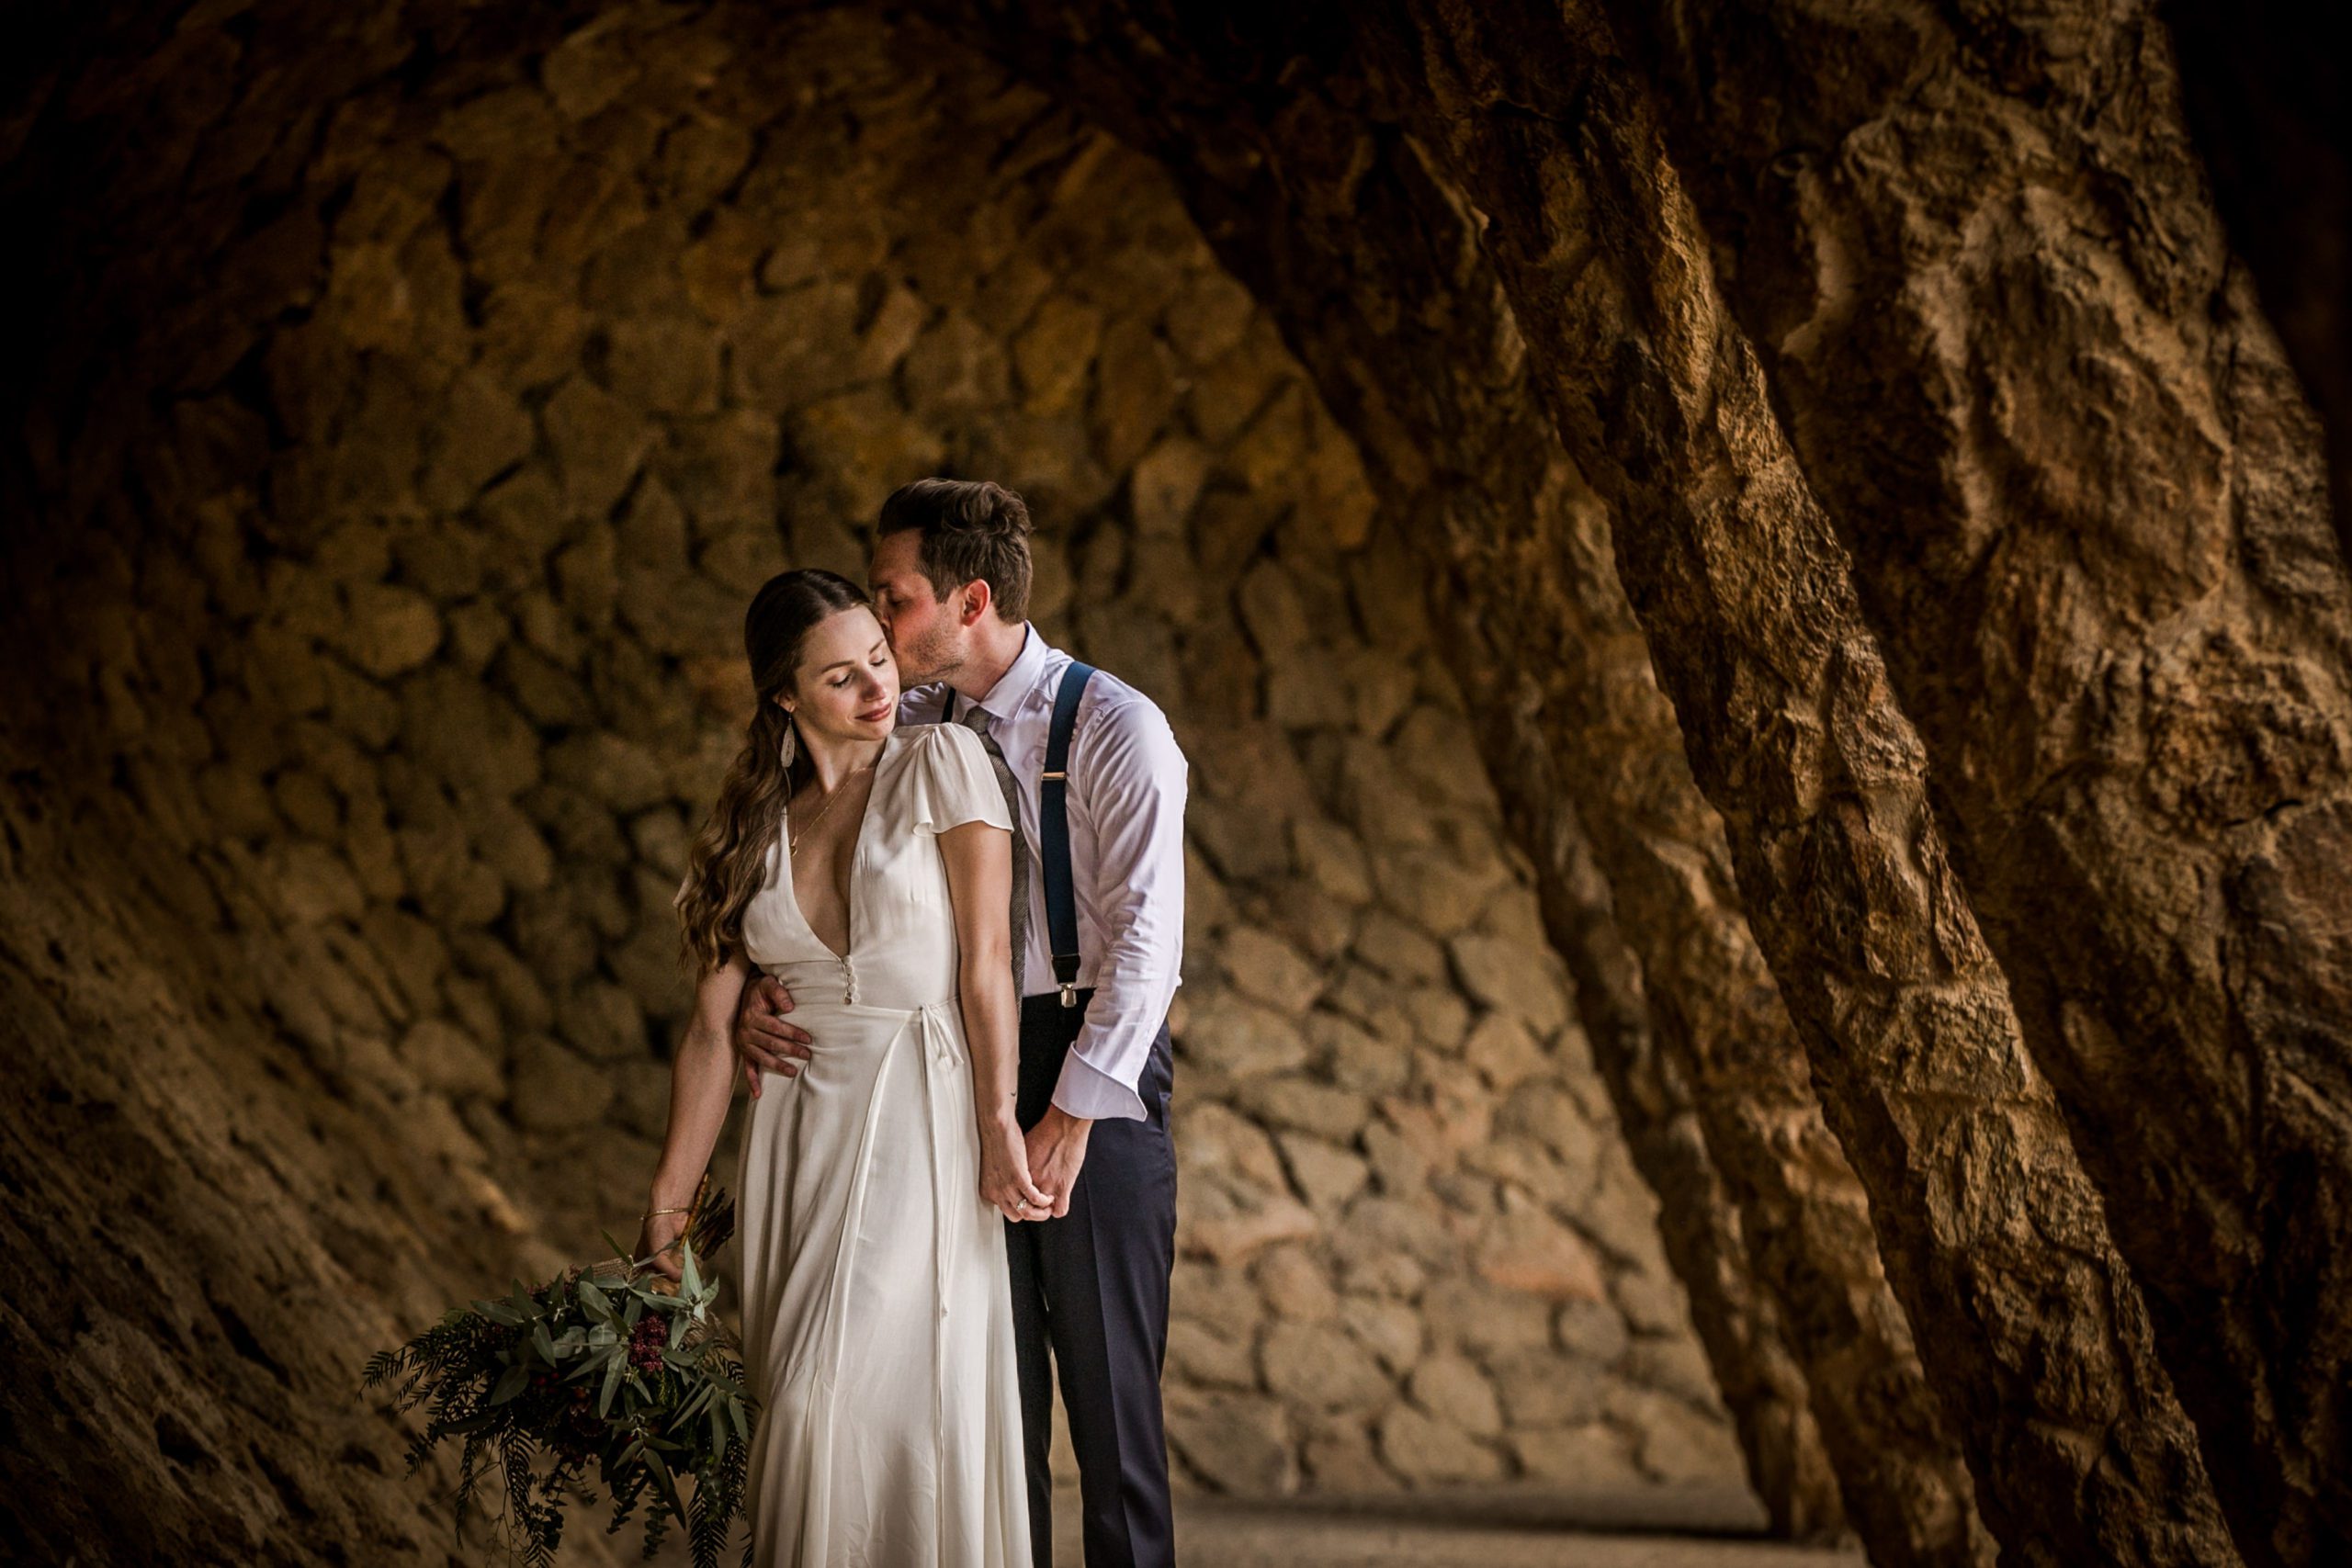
[[1, 4, 1749, 1558], [7, 2, 2349, 1565]]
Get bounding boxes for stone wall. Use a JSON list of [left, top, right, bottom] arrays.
[[0, 0, 1741, 1527]]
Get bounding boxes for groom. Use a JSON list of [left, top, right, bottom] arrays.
[[732, 478, 1186, 1568]]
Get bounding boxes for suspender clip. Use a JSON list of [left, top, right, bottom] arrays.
[[1040, 661, 1098, 1013]]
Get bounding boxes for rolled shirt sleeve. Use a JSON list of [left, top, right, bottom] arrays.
[[1050, 694, 1188, 1122]]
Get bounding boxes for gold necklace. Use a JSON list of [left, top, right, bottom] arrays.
[[787, 762, 875, 857]]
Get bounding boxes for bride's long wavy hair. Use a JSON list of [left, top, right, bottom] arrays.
[[675, 568, 872, 976]]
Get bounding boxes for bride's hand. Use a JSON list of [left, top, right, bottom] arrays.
[[978, 1115, 1055, 1223], [635, 1210, 690, 1280]]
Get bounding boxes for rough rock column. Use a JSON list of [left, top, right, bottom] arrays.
[[1604, 5, 2352, 1557], [1157, 84, 1944, 1554], [1421, 471, 1962, 1560], [1157, 95, 1928, 1561], [1455, 627, 1849, 1545], [1342, 0, 2244, 1562]]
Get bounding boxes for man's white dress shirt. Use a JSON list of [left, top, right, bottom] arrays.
[[902, 625, 1188, 1122]]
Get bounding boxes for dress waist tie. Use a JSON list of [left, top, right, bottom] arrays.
[[910, 998, 964, 1555], [798, 996, 967, 1551]]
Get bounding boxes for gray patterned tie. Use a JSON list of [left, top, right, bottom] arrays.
[[956, 701, 1030, 994]]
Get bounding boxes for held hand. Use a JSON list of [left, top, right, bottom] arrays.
[[1023, 1106, 1093, 1220], [734, 974, 814, 1099], [634, 1210, 690, 1281], [978, 1115, 1057, 1224]]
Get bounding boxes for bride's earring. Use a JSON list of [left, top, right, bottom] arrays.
[[777, 703, 799, 769]]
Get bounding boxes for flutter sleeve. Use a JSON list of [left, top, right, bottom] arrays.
[[903, 721, 1016, 837]]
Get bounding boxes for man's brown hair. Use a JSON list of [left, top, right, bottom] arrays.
[[876, 478, 1035, 623]]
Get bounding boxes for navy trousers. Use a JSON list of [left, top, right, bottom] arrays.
[[1005, 990, 1178, 1568]]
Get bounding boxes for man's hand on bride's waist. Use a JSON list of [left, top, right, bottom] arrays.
[[734, 973, 814, 1098]]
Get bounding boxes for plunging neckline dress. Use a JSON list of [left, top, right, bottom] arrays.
[[731, 720, 1028, 1568]]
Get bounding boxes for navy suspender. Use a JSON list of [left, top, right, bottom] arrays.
[[1041, 661, 1097, 1006], [936, 663, 1098, 1006]]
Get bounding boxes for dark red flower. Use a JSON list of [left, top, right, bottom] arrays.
[[628, 1313, 671, 1376]]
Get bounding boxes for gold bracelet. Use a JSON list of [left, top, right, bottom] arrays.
[[643, 1206, 693, 1219]]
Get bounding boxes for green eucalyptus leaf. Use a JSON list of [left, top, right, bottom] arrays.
[[597, 1352, 625, 1419], [643, 1448, 687, 1521], [486, 1362, 530, 1406]]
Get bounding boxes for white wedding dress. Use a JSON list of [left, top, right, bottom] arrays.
[[731, 721, 1030, 1568]]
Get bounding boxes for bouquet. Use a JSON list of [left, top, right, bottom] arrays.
[[360, 1177, 758, 1567]]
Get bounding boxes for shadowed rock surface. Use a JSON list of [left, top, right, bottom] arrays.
[[1363, 3, 2242, 1562], [3, 1, 2345, 1564], [1603, 6, 2352, 1557]]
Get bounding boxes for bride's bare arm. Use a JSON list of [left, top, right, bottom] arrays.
[[937, 820, 1054, 1222], [638, 952, 753, 1276]]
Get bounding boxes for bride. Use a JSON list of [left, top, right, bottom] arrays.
[[636, 567, 1052, 1567]]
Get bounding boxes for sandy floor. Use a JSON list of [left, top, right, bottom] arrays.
[[628, 1483, 1864, 1566], [1053, 1487, 1866, 1568]]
